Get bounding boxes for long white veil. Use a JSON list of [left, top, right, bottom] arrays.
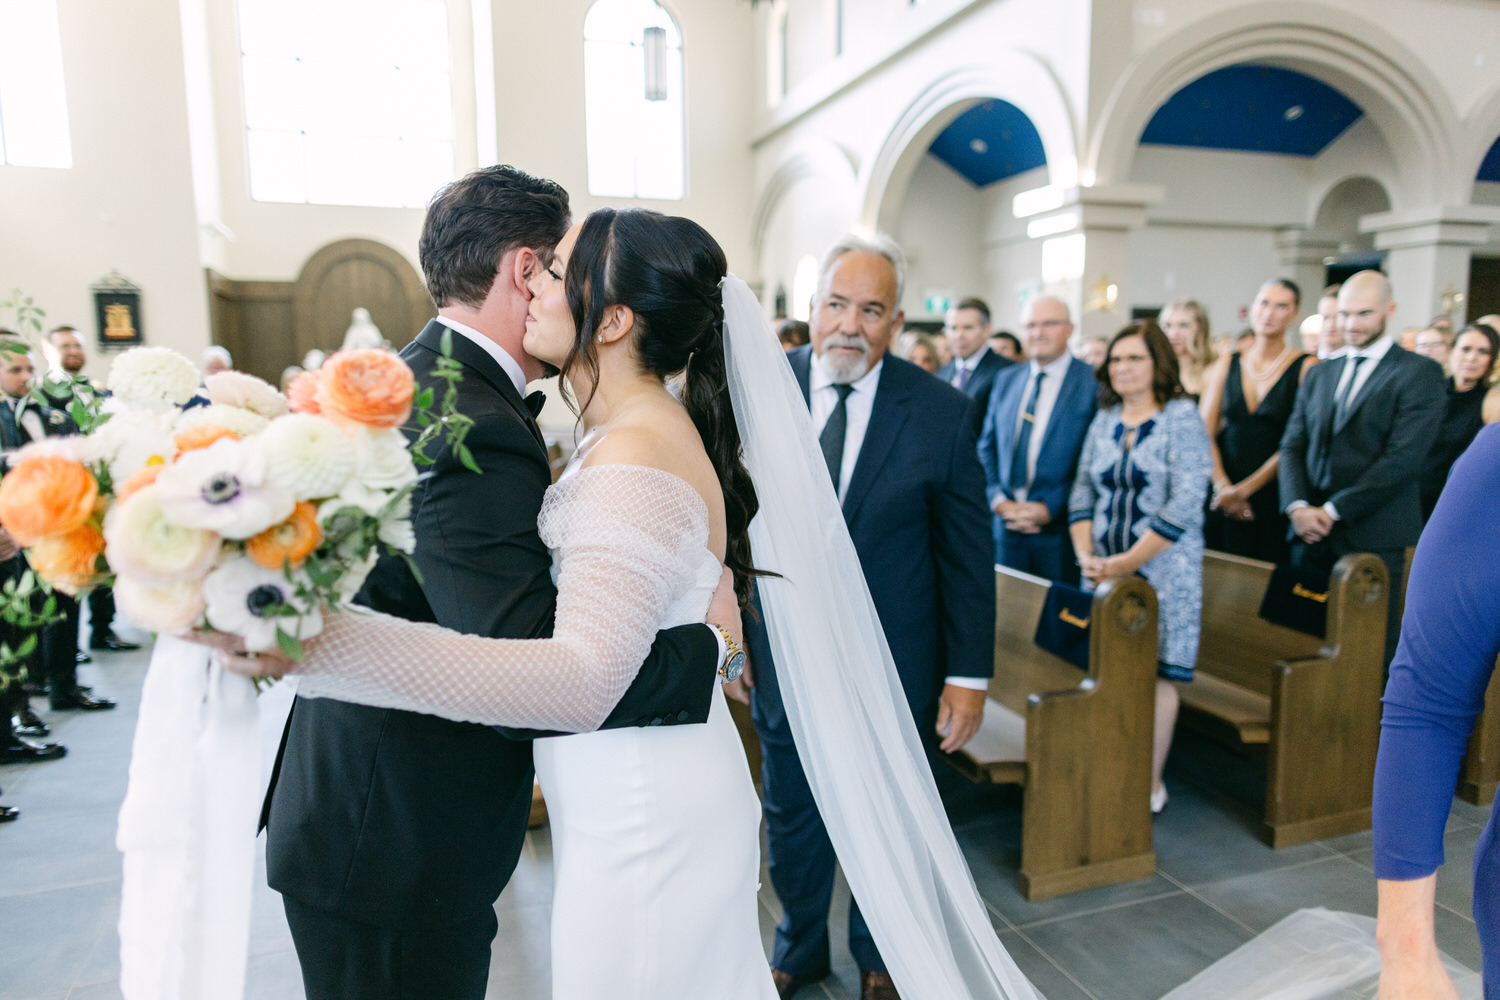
[[720, 275, 1041, 1000]]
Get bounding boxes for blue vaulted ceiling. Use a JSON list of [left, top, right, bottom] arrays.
[[927, 99, 1047, 188], [1139, 65, 1362, 157], [1480, 135, 1500, 183]]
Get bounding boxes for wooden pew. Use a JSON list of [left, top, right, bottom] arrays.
[[1183, 551, 1388, 847], [946, 567, 1158, 901]]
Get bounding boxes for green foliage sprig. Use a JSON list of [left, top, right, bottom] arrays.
[[410, 329, 480, 473]]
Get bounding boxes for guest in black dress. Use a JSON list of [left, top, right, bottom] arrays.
[[1421, 323, 1498, 521], [1199, 279, 1318, 562]]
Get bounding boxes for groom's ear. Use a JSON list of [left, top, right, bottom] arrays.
[[509, 248, 541, 297]]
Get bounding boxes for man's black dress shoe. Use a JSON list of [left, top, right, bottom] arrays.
[[859, 971, 900, 1000], [50, 688, 115, 711], [0, 804, 18, 822], [771, 967, 831, 999], [76, 650, 92, 664], [0, 737, 66, 763], [90, 633, 140, 652], [12, 706, 48, 738]]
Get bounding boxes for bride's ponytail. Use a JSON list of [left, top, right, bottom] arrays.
[[563, 208, 766, 608]]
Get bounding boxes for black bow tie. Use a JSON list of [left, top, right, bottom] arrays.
[[524, 391, 546, 419]]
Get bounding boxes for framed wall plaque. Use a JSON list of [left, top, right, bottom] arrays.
[[92, 272, 143, 347]]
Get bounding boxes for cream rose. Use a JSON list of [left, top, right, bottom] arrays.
[[204, 370, 289, 419], [112, 575, 207, 634], [351, 427, 419, 491], [104, 484, 222, 584]]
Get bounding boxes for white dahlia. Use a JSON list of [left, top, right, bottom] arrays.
[[154, 437, 294, 540], [175, 403, 271, 439], [103, 484, 222, 584], [108, 347, 201, 413], [83, 411, 177, 482], [202, 557, 322, 653], [260, 414, 357, 501], [204, 370, 289, 419], [351, 427, 418, 491]]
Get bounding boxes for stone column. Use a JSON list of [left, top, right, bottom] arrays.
[[1360, 206, 1500, 332], [1013, 183, 1162, 341], [1275, 228, 1342, 309]]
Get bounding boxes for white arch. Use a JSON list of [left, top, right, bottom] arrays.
[[1087, 2, 1465, 208], [749, 137, 860, 266], [1462, 80, 1500, 195], [856, 54, 1079, 235]]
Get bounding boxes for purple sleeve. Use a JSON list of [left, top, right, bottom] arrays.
[[1373, 424, 1500, 880]]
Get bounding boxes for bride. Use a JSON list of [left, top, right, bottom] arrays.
[[201, 208, 1041, 1000]]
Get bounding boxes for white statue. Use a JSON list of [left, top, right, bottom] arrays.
[[341, 308, 385, 352]]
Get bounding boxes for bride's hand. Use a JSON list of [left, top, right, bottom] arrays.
[[184, 628, 299, 678]]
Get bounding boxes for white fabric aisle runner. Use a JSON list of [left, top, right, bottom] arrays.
[[116, 635, 290, 1000], [1160, 908, 1481, 1000]]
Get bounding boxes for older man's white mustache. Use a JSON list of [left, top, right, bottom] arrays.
[[822, 337, 869, 355]]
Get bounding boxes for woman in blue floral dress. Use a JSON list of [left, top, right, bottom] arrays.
[[1069, 320, 1212, 814]]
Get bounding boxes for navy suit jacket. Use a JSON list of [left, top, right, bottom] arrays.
[[748, 346, 995, 739], [1279, 343, 1446, 552], [976, 356, 1097, 529], [938, 348, 1013, 436]]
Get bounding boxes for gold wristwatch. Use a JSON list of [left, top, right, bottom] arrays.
[[710, 624, 746, 683]]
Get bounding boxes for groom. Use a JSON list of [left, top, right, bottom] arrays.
[[262, 166, 735, 1000]]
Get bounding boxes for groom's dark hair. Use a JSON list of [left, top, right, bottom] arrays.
[[420, 165, 571, 309]]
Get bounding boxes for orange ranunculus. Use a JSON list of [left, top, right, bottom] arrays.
[[287, 370, 322, 414], [315, 349, 413, 429], [0, 456, 100, 546], [245, 501, 322, 570], [116, 463, 166, 503], [27, 522, 106, 595], [175, 425, 241, 457]]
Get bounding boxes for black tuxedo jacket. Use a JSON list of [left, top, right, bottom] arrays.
[[938, 348, 1012, 436], [264, 321, 718, 930], [1278, 343, 1446, 552], [748, 347, 994, 734]]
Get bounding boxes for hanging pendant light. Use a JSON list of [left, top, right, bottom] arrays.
[[643, 25, 667, 101]]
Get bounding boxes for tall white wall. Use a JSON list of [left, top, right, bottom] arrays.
[[894, 156, 985, 321], [0, 0, 209, 380]]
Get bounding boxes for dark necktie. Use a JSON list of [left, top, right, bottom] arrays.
[[524, 390, 546, 419], [955, 365, 971, 392], [1009, 371, 1045, 495], [0, 399, 20, 451], [820, 384, 855, 491], [1335, 356, 1366, 424]]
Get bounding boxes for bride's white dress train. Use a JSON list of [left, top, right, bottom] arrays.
[[295, 462, 775, 999]]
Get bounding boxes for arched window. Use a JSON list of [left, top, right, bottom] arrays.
[[584, 0, 685, 201], [236, 0, 454, 207], [0, 0, 72, 168]]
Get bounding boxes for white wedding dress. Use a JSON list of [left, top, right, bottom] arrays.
[[296, 462, 776, 1000]]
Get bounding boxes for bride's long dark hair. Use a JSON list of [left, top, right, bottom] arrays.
[[561, 207, 764, 608]]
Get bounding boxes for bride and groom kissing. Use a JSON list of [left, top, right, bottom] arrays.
[[213, 163, 1030, 1000]]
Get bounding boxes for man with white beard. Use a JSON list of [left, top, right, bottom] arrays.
[[735, 233, 994, 1000]]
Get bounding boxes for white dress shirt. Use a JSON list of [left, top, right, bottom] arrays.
[[1011, 351, 1074, 503], [950, 345, 992, 390], [809, 351, 983, 693], [435, 315, 528, 397]]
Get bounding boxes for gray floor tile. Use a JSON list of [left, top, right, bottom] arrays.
[[1020, 894, 1253, 1000], [243, 948, 308, 1000], [1151, 781, 1332, 886], [64, 983, 124, 1000], [0, 880, 118, 1000], [1193, 854, 1377, 931], [996, 930, 1095, 1000], [1449, 797, 1494, 830], [0, 807, 122, 898]]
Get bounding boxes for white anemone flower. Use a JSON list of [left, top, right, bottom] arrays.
[[103, 484, 222, 584], [376, 491, 415, 553], [351, 427, 418, 491], [112, 575, 207, 634], [175, 403, 270, 439], [154, 437, 294, 540], [260, 413, 357, 500], [202, 557, 322, 653], [108, 347, 201, 413], [204, 370, 289, 419]]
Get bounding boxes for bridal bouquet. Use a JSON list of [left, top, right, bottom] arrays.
[[0, 344, 446, 656]]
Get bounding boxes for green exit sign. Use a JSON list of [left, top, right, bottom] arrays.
[[924, 295, 950, 315]]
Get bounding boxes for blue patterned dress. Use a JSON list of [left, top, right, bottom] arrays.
[[1068, 397, 1212, 679]]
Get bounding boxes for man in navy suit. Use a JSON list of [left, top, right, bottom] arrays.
[[1279, 269, 1445, 668], [737, 234, 994, 1000], [937, 296, 1012, 435], [977, 296, 1098, 584]]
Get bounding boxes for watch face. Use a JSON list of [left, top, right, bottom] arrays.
[[723, 650, 746, 683]]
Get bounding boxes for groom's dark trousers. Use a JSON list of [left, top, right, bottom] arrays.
[[262, 322, 720, 1000], [748, 348, 994, 977]]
